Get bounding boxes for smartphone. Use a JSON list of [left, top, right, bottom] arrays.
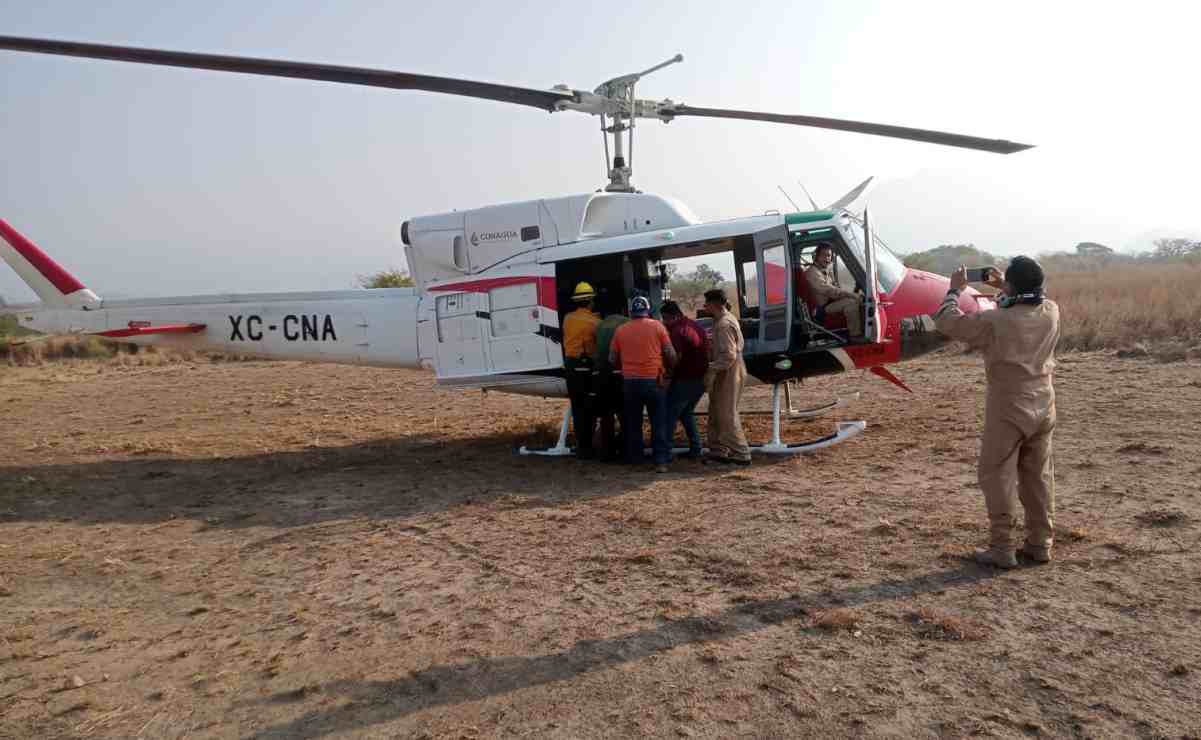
[[966, 267, 993, 283]]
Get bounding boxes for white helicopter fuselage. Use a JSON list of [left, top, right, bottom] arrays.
[[5, 192, 707, 398], [6, 189, 941, 400]]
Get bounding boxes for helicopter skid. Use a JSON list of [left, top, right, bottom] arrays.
[[752, 420, 866, 455], [518, 406, 575, 457], [519, 384, 865, 458], [729, 390, 860, 419], [752, 383, 865, 455]]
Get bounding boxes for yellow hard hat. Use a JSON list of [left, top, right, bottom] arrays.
[[571, 281, 596, 302]]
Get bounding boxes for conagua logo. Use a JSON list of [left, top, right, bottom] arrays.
[[470, 230, 519, 247]]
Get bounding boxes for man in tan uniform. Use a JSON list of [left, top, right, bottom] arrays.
[[935, 257, 1060, 568], [702, 288, 751, 465], [805, 243, 863, 340]]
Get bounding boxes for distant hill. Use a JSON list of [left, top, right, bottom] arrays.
[[901, 244, 1001, 276], [903, 236, 1200, 277]]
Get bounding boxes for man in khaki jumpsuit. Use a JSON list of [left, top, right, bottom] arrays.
[[702, 288, 751, 465], [805, 243, 863, 340], [935, 257, 1060, 568]]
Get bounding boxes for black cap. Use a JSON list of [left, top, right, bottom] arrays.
[[1005, 256, 1045, 293]]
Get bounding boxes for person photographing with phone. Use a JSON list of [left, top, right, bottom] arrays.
[[935, 257, 1060, 568]]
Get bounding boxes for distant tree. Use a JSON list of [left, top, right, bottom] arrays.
[[1151, 237, 1201, 260], [358, 268, 415, 288], [692, 264, 725, 288], [1075, 242, 1113, 255], [902, 244, 1001, 276], [667, 263, 726, 309]]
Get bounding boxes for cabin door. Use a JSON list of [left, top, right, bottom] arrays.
[[754, 224, 791, 354], [433, 292, 488, 377], [860, 210, 883, 344]]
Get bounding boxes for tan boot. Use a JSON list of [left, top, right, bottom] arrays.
[[974, 547, 1018, 569], [1019, 544, 1051, 563]]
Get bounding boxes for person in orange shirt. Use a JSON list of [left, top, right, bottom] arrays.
[[562, 281, 601, 459], [609, 296, 677, 471]]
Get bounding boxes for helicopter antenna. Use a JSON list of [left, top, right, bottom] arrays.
[[796, 181, 821, 211], [777, 185, 802, 212]]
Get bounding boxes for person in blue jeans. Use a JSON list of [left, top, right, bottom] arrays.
[[609, 296, 677, 472], [661, 301, 710, 458]]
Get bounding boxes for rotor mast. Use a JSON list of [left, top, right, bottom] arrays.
[[558, 53, 684, 192]]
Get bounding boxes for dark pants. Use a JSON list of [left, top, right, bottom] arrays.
[[595, 371, 625, 461], [623, 378, 670, 465], [565, 358, 596, 458], [667, 377, 706, 454]]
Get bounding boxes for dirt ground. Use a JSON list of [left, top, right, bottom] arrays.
[[1, 351, 1199, 739]]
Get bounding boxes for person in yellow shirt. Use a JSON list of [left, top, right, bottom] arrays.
[[563, 281, 602, 459]]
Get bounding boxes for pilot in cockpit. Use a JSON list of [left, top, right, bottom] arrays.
[[804, 243, 863, 341]]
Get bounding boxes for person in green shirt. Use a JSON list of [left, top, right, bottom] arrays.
[[592, 298, 630, 462]]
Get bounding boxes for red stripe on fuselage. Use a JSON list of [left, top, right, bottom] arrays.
[[428, 276, 558, 311], [0, 219, 87, 295], [94, 323, 206, 338]]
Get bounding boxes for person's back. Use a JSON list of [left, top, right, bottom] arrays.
[[612, 316, 671, 380], [668, 315, 709, 380], [610, 299, 676, 469], [594, 314, 629, 372], [978, 300, 1059, 393], [563, 305, 601, 359]]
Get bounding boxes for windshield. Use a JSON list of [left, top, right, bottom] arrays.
[[850, 220, 905, 294]]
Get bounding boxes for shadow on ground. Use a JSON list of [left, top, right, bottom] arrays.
[[0, 431, 795, 529], [248, 564, 998, 738]]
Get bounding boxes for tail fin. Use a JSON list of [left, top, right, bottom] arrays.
[[0, 219, 100, 308]]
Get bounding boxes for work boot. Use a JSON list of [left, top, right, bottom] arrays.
[[654, 464, 670, 474], [1019, 544, 1052, 564], [973, 547, 1018, 569]]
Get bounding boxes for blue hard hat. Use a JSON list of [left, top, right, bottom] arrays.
[[631, 296, 651, 316]]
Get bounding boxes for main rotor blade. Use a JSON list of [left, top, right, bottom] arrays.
[[667, 105, 1033, 154], [0, 35, 575, 112]]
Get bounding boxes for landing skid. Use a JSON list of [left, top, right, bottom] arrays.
[[733, 387, 860, 419], [519, 384, 865, 458], [753, 383, 866, 455], [518, 406, 574, 457]]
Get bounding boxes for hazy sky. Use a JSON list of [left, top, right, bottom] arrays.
[[2, 1, 1198, 301]]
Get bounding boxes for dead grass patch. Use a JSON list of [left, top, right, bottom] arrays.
[[908, 608, 989, 641], [0, 335, 258, 366], [1134, 508, 1189, 527], [1117, 442, 1172, 456], [1054, 523, 1093, 543], [811, 608, 862, 632]]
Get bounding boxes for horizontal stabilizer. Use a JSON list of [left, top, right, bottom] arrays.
[[93, 322, 206, 338]]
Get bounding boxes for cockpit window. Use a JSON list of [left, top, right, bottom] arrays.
[[848, 220, 906, 294]]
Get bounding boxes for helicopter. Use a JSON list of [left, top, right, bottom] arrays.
[[0, 36, 1030, 456]]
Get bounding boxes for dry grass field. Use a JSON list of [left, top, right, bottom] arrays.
[[1, 349, 1199, 739], [1049, 262, 1201, 352]]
